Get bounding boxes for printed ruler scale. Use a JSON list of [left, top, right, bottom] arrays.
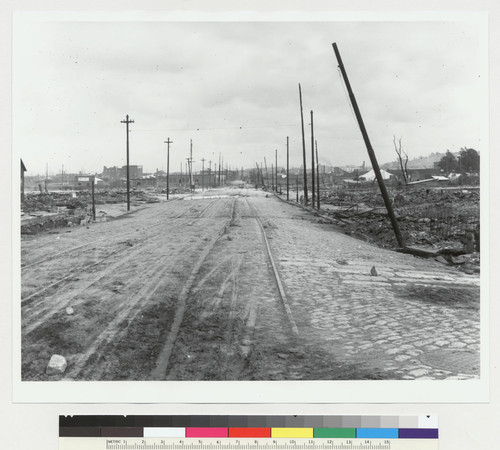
[[59, 416, 438, 450], [59, 438, 438, 450]]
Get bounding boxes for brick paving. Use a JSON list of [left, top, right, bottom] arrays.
[[250, 192, 480, 380]]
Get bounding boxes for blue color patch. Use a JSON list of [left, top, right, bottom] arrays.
[[356, 428, 399, 438]]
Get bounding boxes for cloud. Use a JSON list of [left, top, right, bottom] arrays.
[[14, 18, 484, 175]]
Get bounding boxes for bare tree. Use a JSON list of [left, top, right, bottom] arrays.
[[393, 136, 409, 184]]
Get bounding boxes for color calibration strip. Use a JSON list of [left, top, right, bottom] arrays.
[[59, 415, 438, 439]]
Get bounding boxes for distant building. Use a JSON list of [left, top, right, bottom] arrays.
[[102, 166, 121, 182], [125, 165, 143, 179]]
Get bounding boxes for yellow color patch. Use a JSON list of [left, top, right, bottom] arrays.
[[271, 428, 314, 438]]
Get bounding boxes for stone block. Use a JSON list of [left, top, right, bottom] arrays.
[[46, 354, 67, 375]]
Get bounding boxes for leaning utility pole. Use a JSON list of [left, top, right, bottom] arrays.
[[164, 138, 173, 200], [310, 110, 315, 207], [332, 43, 404, 247], [121, 114, 134, 211], [315, 140, 320, 210], [298, 84, 308, 205], [286, 136, 289, 200]]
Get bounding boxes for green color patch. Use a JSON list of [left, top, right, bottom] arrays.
[[313, 428, 356, 438]]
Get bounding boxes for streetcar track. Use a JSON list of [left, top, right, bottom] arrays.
[[222, 254, 244, 376], [244, 197, 300, 336]]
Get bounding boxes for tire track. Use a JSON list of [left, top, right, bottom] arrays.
[[150, 198, 237, 380], [22, 200, 222, 336]]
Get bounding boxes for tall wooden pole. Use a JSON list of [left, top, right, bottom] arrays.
[[201, 158, 205, 191], [286, 136, 289, 200], [121, 114, 134, 211], [315, 140, 320, 210], [310, 110, 315, 207], [91, 176, 96, 220], [332, 43, 404, 248], [218, 154, 221, 186], [264, 157, 269, 189], [189, 139, 194, 191], [164, 138, 172, 200], [299, 84, 308, 205], [275, 149, 278, 193]]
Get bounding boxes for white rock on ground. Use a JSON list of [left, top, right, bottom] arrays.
[[46, 354, 67, 375]]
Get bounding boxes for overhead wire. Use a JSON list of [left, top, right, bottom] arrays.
[[132, 123, 297, 132]]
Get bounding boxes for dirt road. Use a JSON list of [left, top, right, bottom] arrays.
[[21, 187, 480, 381]]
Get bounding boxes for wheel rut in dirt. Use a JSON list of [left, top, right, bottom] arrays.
[[21, 197, 235, 380]]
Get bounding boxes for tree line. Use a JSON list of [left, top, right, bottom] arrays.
[[437, 148, 479, 174]]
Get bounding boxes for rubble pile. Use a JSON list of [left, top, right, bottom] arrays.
[[321, 186, 480, 270], [21, 188, 166, 235], [22, 189, 163, 213]]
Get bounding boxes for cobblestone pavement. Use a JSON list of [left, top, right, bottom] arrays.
[[250, 190, 480, 380]]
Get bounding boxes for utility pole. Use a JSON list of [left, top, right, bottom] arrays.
[[310, 110, 315, 207], [180, 162, 183, 189], [187, 139, 194, 191], [286, 136, 289, 200], [91, 175, 96, 221], [275, 148, 278, 193], [264, 157, 269, 190], [332, 43, 404, 247], [218, 153, 221, 186], [316, 140, 320, 210], [299, 84, 308, 205], [201, 158, 205, 191], [121, 114, 134, 211], [271, 163, 274, 192], [164, 138, 173, 200], [296, 175, 299, 202]]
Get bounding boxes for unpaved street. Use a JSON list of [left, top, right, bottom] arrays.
[[21, 187, 480, 381]]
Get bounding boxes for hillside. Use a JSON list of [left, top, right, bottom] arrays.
[[381, 151, 458, 170]]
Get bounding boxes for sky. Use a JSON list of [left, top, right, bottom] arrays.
[[13, 14, 485, 177]]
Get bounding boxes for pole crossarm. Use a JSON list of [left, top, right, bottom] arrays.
[[121, 114, 134, 211]]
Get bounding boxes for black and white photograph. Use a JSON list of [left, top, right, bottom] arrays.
[[14, 12, 487, 400]]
